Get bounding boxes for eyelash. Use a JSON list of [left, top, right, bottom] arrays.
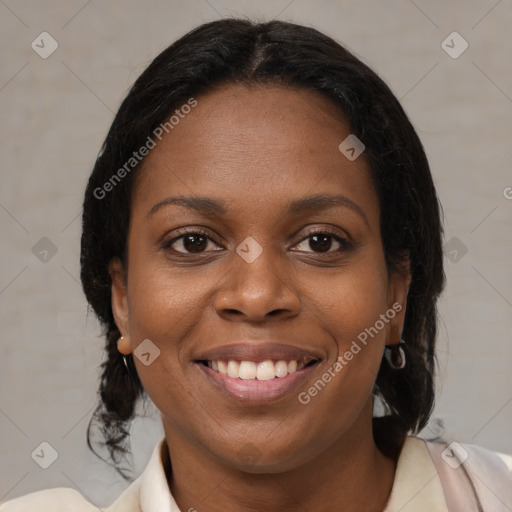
[[161, 227, 352, 255]]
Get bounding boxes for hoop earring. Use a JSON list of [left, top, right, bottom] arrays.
[[117, 336, 129, 370], [384, 340, 406, 370]]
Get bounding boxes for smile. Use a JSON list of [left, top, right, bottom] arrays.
[[193, 341, 323, 402], [196, 359, 322, 403]]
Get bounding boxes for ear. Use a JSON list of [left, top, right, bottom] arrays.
[[109, 256, 132, 355], [386, 252, 411, 346]]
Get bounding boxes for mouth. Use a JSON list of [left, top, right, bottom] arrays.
[[193, 342, 323, 403]]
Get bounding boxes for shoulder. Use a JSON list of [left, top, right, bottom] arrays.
[[1, 483, 143, 512], [463, 441, 512, 471], [1, 488, 97, 512], [0, 439, 167, 512], [424, 438, 512, 510], [425, 438, 512, 477]]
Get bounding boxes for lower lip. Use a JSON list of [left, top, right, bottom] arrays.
[[196, 362, 320, 404]]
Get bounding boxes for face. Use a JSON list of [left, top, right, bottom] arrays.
[[110, 84, 410, 472]]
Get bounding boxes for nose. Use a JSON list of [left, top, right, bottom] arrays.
[[214, 247, 301, 323]]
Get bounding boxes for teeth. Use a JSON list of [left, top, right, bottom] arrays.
[[275, 360, 288, 378], [256, 360, 275, 381], [227, 360, 240, 378], [288, 360, 297, 373], [207, 358, 314, 380], [218, 360, 228, 376], [239, 361, 257, 380]]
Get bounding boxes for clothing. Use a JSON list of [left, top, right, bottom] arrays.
[[2, 436, 511, 511]]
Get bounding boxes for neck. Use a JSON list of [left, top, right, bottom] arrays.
[[161, 406, 397, 512]]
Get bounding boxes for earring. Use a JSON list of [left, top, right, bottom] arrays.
[[384, 340, 406, 370], [117, 336, 129, 370]]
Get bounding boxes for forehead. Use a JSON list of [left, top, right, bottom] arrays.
[[132, 84, 378, 224]]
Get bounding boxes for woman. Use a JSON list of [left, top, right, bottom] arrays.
[[2, 18, 511, 512]]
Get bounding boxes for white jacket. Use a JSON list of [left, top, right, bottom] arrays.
[[2, 436, 511, 511]]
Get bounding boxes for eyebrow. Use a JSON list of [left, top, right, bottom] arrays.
[[148, 194, 369, 227]]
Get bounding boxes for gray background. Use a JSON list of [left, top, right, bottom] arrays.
[[1, 0, 511, 507]]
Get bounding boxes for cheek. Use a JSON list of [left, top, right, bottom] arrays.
[[125, 257, 217, 402], [303, 252, 390, 347], [125, 263, 207, 416], [127, 260, 206, 338]]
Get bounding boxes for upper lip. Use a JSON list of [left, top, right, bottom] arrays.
[[194, 342, 323, 363]]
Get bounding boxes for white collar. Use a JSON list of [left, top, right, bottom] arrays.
[[384, 436, 448, 512], [139, 438, 178, 512]]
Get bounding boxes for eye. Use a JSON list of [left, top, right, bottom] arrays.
[[162, 228, 223, 254], [292, 229, 351, 254]]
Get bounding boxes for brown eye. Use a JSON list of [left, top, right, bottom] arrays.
[[308, 234, 333, 252], [293, 230, 351, 254], [163, 230, 223, 254], [179, 234, 208, 253]]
